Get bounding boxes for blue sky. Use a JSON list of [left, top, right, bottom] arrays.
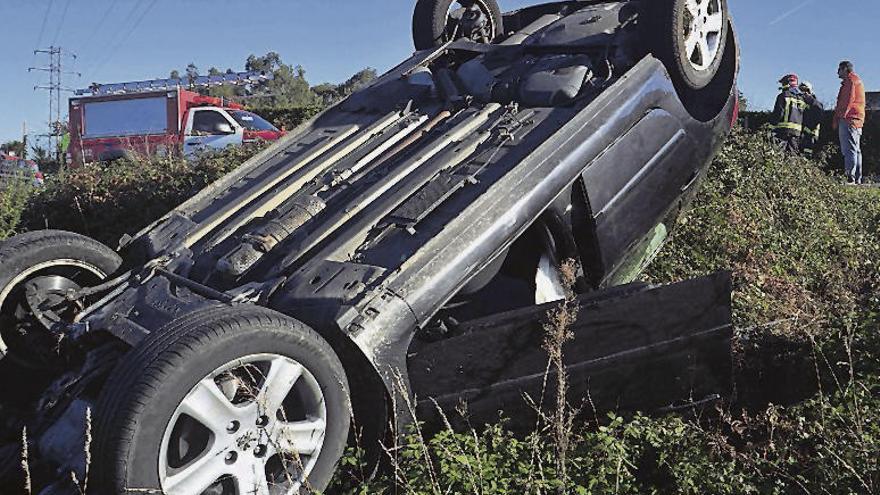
[[0, 0, 876, 144]]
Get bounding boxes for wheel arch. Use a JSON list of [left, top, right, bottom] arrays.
[[269, 304, 393, 470]]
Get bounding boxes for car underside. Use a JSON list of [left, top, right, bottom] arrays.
[[0, 0, 739, 493]]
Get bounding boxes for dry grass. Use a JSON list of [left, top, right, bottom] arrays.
[[540, 259, 580, 492]]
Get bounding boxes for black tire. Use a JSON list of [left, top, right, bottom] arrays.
[[94, 306, 352, 494], [0, 230, 122, 365], [649, 0, 729, 90], [413, 0, 504, 50]]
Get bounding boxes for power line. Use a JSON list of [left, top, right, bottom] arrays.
[[50, 0, 72, 46], [83, 0, 150, 80], [32, 0, 55, 57], [77, 0, 119, 56], [87, 0, 159, 81]]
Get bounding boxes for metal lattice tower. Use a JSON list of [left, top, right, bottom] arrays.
[[29, 46, 79, 159]]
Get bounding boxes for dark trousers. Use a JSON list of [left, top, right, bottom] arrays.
[[800, 136, 817, 154], [774, 132, 801, 154]]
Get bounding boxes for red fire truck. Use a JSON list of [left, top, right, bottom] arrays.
[[68, 72, 284, 166]]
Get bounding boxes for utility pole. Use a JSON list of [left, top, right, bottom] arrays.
[[22, 122, 28, 160], [29, 46, 79, 163]]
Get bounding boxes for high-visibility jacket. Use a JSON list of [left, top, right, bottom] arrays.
[[772, 87, 807, 137], [835, 72, 866, 129], [802, 94, 824, 142]]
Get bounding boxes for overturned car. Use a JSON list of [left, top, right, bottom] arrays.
[[0, 0, 738, 493]]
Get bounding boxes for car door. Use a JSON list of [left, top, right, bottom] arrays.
[[576, 108, 700, 286], [183, 108, 243, 157]]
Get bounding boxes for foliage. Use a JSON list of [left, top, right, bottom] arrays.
[[332, 128, 880, 494], [648, 127, 880, 334], [312, 68, 378, 106], [247, 106, 324, 132], [737, 91, 748, 113], [166, 52, 376, 110], [15, 143, 267, 247], [1, 140, 27, 157], [0, 178, 34, 240], [740, 110, 880, 178]]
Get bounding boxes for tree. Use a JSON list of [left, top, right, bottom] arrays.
[[242, 53, 319, 108], [1, 140, 26, 157], [185, 63, 200, 86], [310, 68, 378, 106], [311, 82, 340, 106], [337, 68, 377, 97], [738, 90, 749, 112], [245, 52, 282, 74], [30, 144, 49, 162]]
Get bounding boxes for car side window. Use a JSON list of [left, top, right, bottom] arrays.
[[191, 110, 232, 135]]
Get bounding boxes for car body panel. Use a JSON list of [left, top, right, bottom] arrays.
[[60, 0, 739, 430]]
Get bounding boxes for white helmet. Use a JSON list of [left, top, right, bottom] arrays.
[[799, 81, 814, 94]]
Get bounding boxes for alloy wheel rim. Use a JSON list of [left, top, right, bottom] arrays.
[[159, 353, 328, 495], [682, 0, 724, 72], [0, 259, 108, 360]]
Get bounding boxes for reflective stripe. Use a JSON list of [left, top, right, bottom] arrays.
[[787, 97, 808, 110], [774, 122, 803, 132], [803, 125, 821, 138], [782, 97, 807, 123]]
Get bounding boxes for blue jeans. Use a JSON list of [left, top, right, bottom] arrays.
[[839, 120, 863, 183]]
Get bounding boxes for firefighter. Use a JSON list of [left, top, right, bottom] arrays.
[[799, 81, 824, 155], [771, 74, 807, 153]]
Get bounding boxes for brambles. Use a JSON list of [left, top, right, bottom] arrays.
[[334, 128, 880, 493], [4, 122, 879, 493], [12, 143, 267, 246]]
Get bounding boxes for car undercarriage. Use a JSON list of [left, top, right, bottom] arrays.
[[0, 0, 739, 493]]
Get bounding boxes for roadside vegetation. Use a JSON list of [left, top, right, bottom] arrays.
[[333, 127, 880, 494], [2, 122, 878, 493]]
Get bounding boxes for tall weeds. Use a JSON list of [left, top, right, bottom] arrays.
[[541, 259, 579, 492]]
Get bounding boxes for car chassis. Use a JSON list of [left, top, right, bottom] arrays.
[[0, 1, 740, 492]]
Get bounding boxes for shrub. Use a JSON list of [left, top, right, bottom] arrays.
[[248, 106, 324, 131], [334, 128, 880, 494], [0, 178, 35, 240], [647, 127, 880, 335], [19, 143, 267, 247]]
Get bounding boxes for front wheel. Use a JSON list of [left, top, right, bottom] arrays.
[[94, 306, 351, 495], [650, 0, 729, 90], [0, 230, 122, 366]]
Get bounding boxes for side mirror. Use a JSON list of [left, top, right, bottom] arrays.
[[213, 122, 235, 135]]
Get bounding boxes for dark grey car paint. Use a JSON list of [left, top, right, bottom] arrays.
[[71, 0, 738, 431]]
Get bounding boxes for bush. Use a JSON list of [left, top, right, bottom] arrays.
[[18, 143, 267, 247], [0, 178, 35, 240], [740, 110, 880, 179], [248, 105, 324, 131], [334, 128, 880, 494], [648, 127, 880, 334]]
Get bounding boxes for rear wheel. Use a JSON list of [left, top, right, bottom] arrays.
[[412, 0, 504, 50], [94, 306, 351, 495], [650, 0, 729, 90]]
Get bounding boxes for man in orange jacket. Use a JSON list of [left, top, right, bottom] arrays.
[[833, 60, 866, 184]]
